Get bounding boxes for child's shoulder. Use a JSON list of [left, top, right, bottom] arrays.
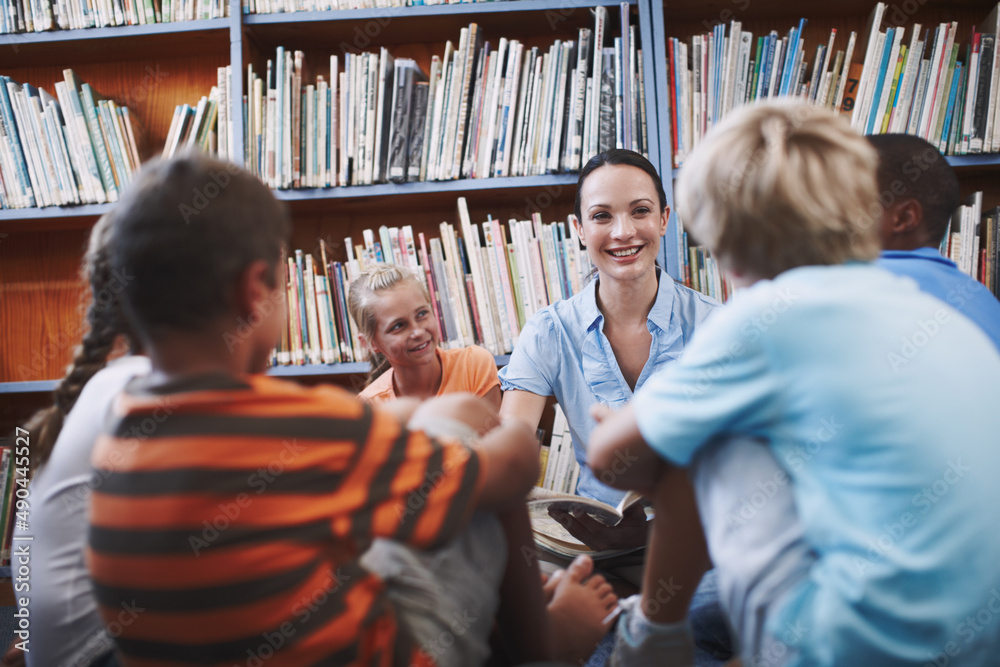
[[243, 374, 369, 417], [445, 345, 495, 364]]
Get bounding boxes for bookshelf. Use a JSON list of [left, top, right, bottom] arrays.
[[8, 0, 998, 429], [649, 0, 1000, 278], [0, 0, 661, 432]]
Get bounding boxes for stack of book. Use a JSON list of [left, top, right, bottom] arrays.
[[942, 191, 1000, 296], [270, 196, 594, 366], [0, 0, 228, 32], [244, 4, 648, 188], [163, 68, 234, 161], [665, 2, 1000, 167], [0, 69, 138, 209]]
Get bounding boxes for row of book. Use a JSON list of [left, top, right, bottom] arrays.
[[0, 0, 228, 32], [665, 3, 1000, 167], [665, 18, 860, 167], [244, 4, 647, 188], [943, 192, 1000, 298], [271, 196, 594, 365], [537, 405, 580, 495], [849, 3, 1000, 156], [676, 224, 732, 303], [245, 0, 519, 13], [0, 442, 22, 567], [673, 191, 1000, 306], [162, 67, 235, 161], [0, 70, 137, 210]]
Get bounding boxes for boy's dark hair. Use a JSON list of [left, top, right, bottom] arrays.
[[25, 214, 135, 468], [108, 154, 290, 342], [866, 134, 960, 245], [574, 149, 667, 222]]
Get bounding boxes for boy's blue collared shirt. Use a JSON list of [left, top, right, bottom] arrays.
[[500, 270, 720, 505], [878, 247, 1000, 352]]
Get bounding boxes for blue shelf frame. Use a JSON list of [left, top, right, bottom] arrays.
[[244, 0, 633, 24], [0, 203, 114, 221], [0, 17, 229, 47], [0, 175, 581, 223], [272, 173, 578, 200], [0, 355, 514, 393]]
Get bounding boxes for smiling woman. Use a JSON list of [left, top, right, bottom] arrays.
[[498, 149, 733, 664]]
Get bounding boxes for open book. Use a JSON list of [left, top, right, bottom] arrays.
[[527, 487, 648, 560]]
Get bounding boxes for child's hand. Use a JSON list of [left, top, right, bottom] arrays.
[[590, 403, 616, 423], [410, 393, 501, 437], [379, 397, 421, 424]]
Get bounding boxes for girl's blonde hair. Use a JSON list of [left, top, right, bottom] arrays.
[[676, 100, 880, 281], [347, 264, 431, 385]]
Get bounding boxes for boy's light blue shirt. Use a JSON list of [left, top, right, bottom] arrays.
[[634, 264, 1000, 665], [499, 270, 719, 506], [878, 247, 1000, 353]]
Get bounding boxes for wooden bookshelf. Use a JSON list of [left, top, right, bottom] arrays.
[[649, 0, 1000, 275], [0, 0, 661, 430], [7, 0, 997, 422]]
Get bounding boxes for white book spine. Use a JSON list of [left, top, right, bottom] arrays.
[[890, 29, 922, 133], [873, 28, 904, 134], [985, 25, 1000, 151], [917, 24, 948, 140], [852, 2, 886, 128], [458, 197, 499, 354]]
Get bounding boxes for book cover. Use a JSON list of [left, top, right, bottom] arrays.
[[405, 80, 429, 182], [72, 75, 117, 201], [852, 2, 886, 128], [452, 23, 482, 180], [373, 47, 396, 184], [598, 47, 616, 154], [526, 486, 646, 560]]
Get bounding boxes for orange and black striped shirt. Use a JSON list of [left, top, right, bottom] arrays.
[[86, 373, 482, 667]]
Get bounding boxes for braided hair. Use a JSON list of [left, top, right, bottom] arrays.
[[24, 214, 132, 469]]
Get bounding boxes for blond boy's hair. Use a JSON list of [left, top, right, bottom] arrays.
[[676, 101, 881, 281]]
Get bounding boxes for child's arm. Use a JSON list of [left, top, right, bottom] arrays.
[[590, 406, 708, 625], [588, 403, 667, 496], [377, 397, 421, 424], [409, 393, 539, 510], [473, 416, 539, 510]]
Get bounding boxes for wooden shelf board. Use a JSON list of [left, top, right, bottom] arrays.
[[0, 20, 230, 66]]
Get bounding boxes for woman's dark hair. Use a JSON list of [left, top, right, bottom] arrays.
[[25, 214, 134, 468], [108, 153, 290, 343], [574, 149, 668, 222]]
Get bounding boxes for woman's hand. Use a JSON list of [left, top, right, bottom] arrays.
[[548, 502, 649, 552]]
